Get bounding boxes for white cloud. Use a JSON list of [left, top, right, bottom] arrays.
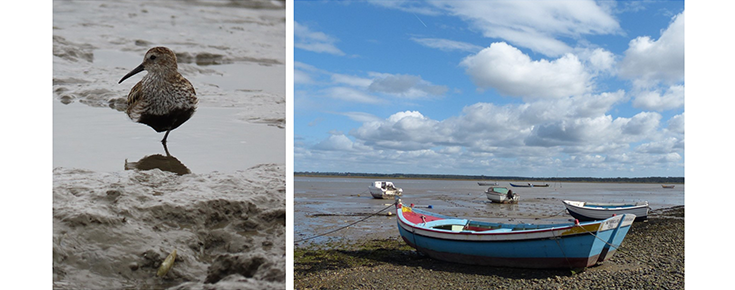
[[331, 73, 373, 88], [667, 113, 685, 134], [619, 111, 662, 136], [576, 47, 616, 74], [619, 12, 685, 88], [294, 69, 313, 85], [337, 112, 383, 123], [432, 0, 621, 57], [351, 111, 444, 150], [367, 73, 448, 98], [526, 115, 616, 147], [632, 85, 684, 111], [410, 37, 483, 52], [294, 22, 345, 55], [366, 0, 442, 16], [460, 42, 591, 99], [324, 87, 383, 104], [313, 134, 356, 151]]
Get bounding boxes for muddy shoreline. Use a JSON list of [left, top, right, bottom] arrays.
[[295, 206, 684, 289], [53, 165, 286, 289]]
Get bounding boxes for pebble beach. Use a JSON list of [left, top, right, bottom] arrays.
[[295, 206, 684, 289]]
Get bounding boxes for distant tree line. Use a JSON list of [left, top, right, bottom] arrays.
[[294, 172, 684, 184]]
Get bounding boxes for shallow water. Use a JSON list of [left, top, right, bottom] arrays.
[[294, 177, 684, 245], [53, 101, 284, 173]]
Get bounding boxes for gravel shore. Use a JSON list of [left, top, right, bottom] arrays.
[[295, 206, 684, 289]]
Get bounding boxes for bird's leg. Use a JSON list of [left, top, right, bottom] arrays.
[[162, 141, 171, 157], [161, 130, 171, 144]]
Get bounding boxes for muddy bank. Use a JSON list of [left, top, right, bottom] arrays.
[[53, 164, 285, 289], [295, 207, 684, 289]]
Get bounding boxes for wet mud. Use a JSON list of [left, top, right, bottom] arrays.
[[53, 164, 285, 289]]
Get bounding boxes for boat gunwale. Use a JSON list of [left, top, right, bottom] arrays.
[[563, 200, 649, 211]]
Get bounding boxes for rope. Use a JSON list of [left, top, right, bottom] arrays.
[[574, 221, 655, 267], [295, 203, 395, 243], [551, 227, 574, 269]]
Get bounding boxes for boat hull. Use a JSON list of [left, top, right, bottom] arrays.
[[485, 186, 518, 203], [396, 203, 634, 269], [368, 181, 402, 199], [563, 200, 649, 221], [368, 188, 401, 199]]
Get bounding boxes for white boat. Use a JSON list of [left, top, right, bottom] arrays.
[[368, 181, 403, 199], [477, 181, 499, 186], [563, 200, 649, 221], [485, 186, 518, 204]]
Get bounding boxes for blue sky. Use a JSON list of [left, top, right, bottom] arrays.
[[294, 0, 685, 178]]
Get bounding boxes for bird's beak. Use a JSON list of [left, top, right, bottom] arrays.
[[118, 64, 145, 84]]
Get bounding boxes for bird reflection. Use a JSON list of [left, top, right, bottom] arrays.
[[125, 142, 190, 175]]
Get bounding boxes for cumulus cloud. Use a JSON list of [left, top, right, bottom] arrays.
[[632, 85, 684, 111], [619, 12, 685, 88], [351, 111, 444, 150], [432, 0, 621, 57], [526, 116, 615, 147], [576, 47, 617, 74], [294, 22, 345, 55], [620, 111, 662, 136], [313, 134, 356, 151], [667, 113, 684, 134], [460, 42, 591, 99]]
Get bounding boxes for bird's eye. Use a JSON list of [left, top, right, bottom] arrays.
[[150, 55, 157, 60]]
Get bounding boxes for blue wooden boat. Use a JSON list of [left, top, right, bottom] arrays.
[[395, 198, 635, 269]]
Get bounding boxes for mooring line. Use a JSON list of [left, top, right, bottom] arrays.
[[295, 203, 395, 243], [574, 221, 654, 267]]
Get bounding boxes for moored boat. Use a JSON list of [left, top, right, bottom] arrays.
[[485, 186, 518, 203], [368, 181, 403, 199], [509, 182, 549, 187], [395, 198, 635, 269], [563, 200, 649, 221], [662, 185, 675, 189], [478, 181, 499, 186]]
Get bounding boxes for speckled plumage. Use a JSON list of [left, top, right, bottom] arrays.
[[119, 47, 198, 143]]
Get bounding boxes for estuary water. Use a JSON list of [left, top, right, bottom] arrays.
[[294, 177, 684, 245]]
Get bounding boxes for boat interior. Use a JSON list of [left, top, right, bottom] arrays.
[[420, 218, 565, 233]]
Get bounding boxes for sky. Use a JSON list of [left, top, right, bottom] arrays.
[[294, 0, 685, 178]]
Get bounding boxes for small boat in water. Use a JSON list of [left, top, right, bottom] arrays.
[[563, 200, 649, 221], [662, 185, 675, 189], [509, 182, 549, 188], [368, 181, 403, 199], [395, 198, 635, 269], [485, 186, 518, 203], [477, 181, 499, 186]]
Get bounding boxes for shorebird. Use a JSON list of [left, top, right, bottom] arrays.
[[119, 47, 198, 143]]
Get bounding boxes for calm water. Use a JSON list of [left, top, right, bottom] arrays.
[[53, 101, 284, 173], [294, 177, 684, 244]]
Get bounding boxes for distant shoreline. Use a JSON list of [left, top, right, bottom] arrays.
[[294, 172, 684, 184]]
